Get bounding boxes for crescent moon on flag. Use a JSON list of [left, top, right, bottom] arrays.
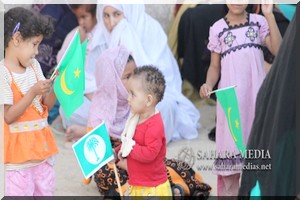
[[61, 68, 74, 95], [227, 107, 237, 142]]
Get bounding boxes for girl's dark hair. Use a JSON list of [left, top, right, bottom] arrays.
[[69, 4, 97, 16], [132, 65, 166, 103], [4, 7, 54, 49]]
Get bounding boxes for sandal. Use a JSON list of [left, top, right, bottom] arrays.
[[172, 184, 185, 200]]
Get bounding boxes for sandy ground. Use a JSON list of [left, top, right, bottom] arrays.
[[53, 92, 217, 197]]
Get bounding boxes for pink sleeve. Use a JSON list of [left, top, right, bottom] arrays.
[[207, 26, 222, 54], [57, 27, 78, 63], [259, 16, 270, 46]]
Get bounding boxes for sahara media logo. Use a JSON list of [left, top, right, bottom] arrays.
[[177, 147, 196, 170]]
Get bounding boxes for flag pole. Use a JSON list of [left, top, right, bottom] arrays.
[[113, 163, 124, 199], [50, 28, 80, 81], [208, 85, 237, 95]]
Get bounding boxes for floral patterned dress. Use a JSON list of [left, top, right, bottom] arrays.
[[207, 13, 270, 176]]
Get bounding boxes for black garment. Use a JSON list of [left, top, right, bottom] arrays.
[[239, 6, 297, 196], [178, 4, 227, 92], [34, 4, 78, 77]]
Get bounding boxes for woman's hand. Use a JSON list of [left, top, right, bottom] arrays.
[[199, 83, 212, 99]]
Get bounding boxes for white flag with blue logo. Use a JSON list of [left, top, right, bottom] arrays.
[[72, 122, 114, 179]]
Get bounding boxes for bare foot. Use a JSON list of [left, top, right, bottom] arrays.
[[65, 124, 87, 142]]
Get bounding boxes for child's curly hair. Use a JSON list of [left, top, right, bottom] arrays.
[[132, 65, 166, 103], [4, 7, 54, 49]]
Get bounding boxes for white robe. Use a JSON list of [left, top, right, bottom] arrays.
[[88, 4, 200, 143]]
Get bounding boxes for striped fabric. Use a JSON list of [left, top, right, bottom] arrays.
[[0, 59, 46, 113]]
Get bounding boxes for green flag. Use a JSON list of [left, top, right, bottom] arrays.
[[72, 122, 114, 179], [215, 86, 246, 153], [54, 31, 87, 119]]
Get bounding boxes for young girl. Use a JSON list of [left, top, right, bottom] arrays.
[[114, 66, 172, 196], [1, 7, 58, 196], [199, 4, 282, 196]]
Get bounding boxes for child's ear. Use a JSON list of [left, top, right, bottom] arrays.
[[146, 94, 154, 107], [12, 32, 22, 46]]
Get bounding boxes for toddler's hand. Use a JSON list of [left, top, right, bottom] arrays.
[[199, 83, 212, 99], [31, 80, 52, 96], [117, 158, 127, 171]]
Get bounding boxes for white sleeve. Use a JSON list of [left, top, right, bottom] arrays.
[[0, 66, 13, 105]]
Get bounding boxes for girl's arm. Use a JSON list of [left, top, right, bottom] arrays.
[[4, 80, 52, 124], [262, 4, 282, 56], [42, 87, 56, 110], [199, 52, 221, 98]]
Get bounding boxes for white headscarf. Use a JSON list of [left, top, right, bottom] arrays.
[[90, 4, 200, 142], [94, 4, 183, 93], [88, 45, 131, 138]]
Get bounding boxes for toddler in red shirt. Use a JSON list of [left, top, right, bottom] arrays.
[[114, 65, 172, 196]]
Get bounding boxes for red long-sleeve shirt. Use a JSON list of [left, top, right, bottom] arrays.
[[115, 112, 168, 186]]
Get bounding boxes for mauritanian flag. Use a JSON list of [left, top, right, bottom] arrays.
[[215, 85, 246, 153], [53, 30, 88, 119]]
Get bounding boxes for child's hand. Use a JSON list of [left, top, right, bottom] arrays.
[[199, 83, 212, 99], [31, 80, 52, 96], [261, 2, 274, 17], [117, 158, 127, 171]]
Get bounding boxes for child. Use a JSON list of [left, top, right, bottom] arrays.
[[54, 4, 97, 142], [1, 7, 58, 196], [199, 4, 282, 196], [114, 66, 172, 196]]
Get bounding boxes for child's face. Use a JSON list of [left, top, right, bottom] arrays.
[[73, 6, 97, 33], [121, 60, 136, 91], [226, 4, 248, 15], [103, 6, 125, 33], [18, 35, 43, 67], [127, 77, 149, 115]]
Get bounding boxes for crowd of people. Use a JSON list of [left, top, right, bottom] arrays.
[[1, 3, 297, 198]]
